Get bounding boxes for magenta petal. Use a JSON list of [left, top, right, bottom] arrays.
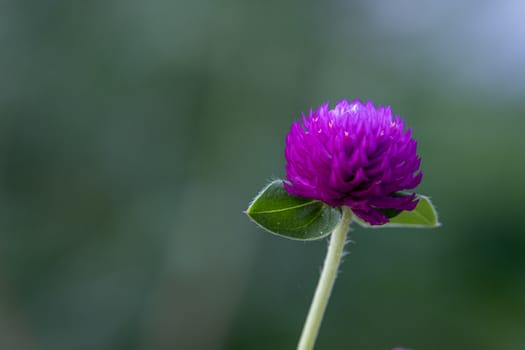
[[283, 99, 423, 225], [352, 208, 389, 225]]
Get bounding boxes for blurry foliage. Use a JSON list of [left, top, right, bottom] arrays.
[[1, 0, 524, 349]]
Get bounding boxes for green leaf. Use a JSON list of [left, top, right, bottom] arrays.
[[354, 194, 440, 228], [245, 180, 341, 240]]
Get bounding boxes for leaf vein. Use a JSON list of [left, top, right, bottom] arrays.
[[250, 200, 320, 214]]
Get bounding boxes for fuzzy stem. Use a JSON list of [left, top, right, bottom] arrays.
[[297, 206, 353, 350]]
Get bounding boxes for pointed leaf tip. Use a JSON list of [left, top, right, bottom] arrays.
[[246, 180, 341, 240], [355, 194, 440, 228]]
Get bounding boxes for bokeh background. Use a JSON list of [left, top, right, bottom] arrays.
[[1, 0, 525, 349]]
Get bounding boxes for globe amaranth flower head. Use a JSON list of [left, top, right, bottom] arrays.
[[284, 99, 422, 225]]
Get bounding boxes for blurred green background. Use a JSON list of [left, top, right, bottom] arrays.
[[1, 1, 525, 349]]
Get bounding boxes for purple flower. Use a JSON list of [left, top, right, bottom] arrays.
[[284, 99, 422, 225]]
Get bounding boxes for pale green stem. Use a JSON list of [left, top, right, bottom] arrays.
[[297, 206, 353, 350]]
